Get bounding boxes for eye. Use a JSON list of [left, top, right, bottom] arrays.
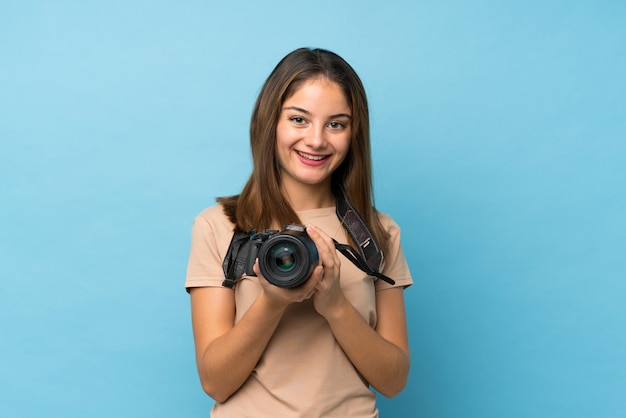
[[328, 121, 346, 130], [290, 116, 307, 125]]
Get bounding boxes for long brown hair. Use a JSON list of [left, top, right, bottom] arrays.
[[218, 47, 390, 255]]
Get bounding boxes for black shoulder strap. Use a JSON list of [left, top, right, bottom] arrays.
[[335, 189, 384, 272], [221, 228, 254, 288], [333, 240, 395, 285], [335, 189, 395, 285]]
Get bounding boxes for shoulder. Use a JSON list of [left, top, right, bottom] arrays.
[[187, 204, 237, 290], [375, 210, 401, 237], [196, 204, 231, 223], [192, 204, 236, 240]]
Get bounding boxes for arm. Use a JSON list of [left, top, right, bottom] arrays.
[[320, 287, 410, 397], [307, 225, 411, 397], [190, 264, 321, 402], [190, 286, 283, 402]]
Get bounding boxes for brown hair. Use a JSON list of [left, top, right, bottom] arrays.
[[218, 47, 389, 255]]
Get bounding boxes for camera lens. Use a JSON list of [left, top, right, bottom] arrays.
[[257, 228, 318, 288], [267, 244, 297, 273]]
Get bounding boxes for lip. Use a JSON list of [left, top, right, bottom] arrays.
[[295, 150, 330, 167]]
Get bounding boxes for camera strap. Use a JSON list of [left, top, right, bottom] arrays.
[[222, 228, 255, 288], [333, 240, 395, 285], [335, 190, 395, 285]]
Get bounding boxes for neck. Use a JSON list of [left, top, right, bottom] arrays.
[[282, 181, 336, 211]]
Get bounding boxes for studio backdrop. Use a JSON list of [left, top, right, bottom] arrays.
[[1, 1, 625, 417]]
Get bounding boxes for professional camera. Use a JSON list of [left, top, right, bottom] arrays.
[[244, 224, 319, 288]]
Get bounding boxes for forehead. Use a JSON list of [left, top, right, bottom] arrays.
[[283, 78, 350, 111]]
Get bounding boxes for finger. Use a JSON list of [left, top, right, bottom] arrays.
[[313, 266, 328, 291], [307, 225, 338, 265], [252, 258, 260, 275], [306, 225, 334, 251], [306, 265, 324, 287]]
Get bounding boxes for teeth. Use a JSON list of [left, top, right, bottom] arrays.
[[297, 151, 325, 161]]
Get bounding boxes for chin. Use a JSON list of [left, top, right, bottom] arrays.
[[296, 175, 331, 187]]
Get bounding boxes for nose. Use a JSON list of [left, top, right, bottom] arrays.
[[303, 124, 326, 149]]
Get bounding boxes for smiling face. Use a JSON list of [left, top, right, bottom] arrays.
[[276, 77, 352, 204]]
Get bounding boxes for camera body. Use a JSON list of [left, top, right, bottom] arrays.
[[244, 224, 319, 288]]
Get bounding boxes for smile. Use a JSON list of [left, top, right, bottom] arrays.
[[296, 151, 328, 161]]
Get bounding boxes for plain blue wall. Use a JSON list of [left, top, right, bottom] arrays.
[[1, 1, 625, 417]]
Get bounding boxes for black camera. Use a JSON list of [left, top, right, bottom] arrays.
[[244, 224, 319, 288]]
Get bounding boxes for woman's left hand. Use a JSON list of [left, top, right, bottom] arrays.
[[306, 225, 410, 397], [305, 224, 347, 318]]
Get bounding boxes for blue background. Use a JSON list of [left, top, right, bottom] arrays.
[[1, 1, 625, 417]]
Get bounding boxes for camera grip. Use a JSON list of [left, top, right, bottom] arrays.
[[244, 241, 261, 276]]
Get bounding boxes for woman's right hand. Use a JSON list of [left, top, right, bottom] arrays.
[[253, 258, 322, 308]]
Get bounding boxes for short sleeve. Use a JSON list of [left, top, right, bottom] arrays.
[[185, 205, 235, 291], [375, 213, 413, 291]]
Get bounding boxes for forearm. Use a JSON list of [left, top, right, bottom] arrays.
[[324, 296, 410, 397], [196, 293, 286, 402]]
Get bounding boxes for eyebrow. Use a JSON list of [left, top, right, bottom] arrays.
[[283, 106, 352, 119]]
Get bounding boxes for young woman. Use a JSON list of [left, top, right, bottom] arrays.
[[186, 47, 413, 417]]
